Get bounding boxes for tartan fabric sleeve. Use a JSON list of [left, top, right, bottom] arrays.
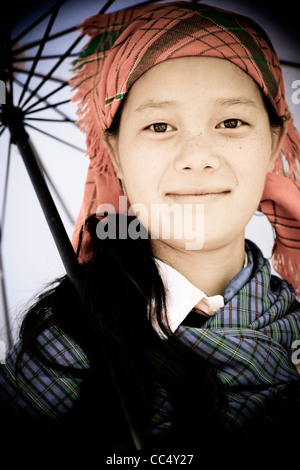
[[0, 311, 90, 427]]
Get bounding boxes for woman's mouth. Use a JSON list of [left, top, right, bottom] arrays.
[[166, 190, 231, 203]]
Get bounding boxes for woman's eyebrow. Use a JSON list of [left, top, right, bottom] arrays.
[[216, 97, 258, 108], [135, 97, 258, 112], [135, 100, 177, 112]]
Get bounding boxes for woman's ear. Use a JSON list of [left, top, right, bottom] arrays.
[[268, 118, 290, 172], [102, 131, 124, 179]]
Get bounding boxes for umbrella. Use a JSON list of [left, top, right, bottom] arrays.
[[0, 0, 299, 447], [1, 0, 173, 346]]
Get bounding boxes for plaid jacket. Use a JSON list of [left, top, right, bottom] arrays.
[[0, 240, 299, 435]]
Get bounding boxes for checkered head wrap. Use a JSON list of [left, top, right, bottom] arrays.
[[70, 1, 300, 294]]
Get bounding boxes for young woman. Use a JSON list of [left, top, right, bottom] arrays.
[[1, 1, 300, 458]]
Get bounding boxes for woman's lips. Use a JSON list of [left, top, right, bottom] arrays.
[[166, 191, 231, 203]]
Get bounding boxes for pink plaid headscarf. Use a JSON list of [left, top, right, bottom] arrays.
[[70, 2, 300, 294]]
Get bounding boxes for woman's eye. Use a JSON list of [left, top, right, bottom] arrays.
[[149, 123, 173, 133], [217, 119, 244, 129]]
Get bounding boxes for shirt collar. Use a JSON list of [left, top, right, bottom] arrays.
[[155, 247, 252, 333]]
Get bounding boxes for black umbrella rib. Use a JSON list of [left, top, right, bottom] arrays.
[[18, 3, 62, 108], [280, 59, 300, 69], [0, 127, 6, 137], [11, 0, 69, 47], [20, 36, 83, 111], [24, 122, 85, 153], [34, 152, 75, 226], [0, 138, 13, 348], [0, 137, 12, 239], [25, 99, 71, 115], [12, 27, 80, 57], [14, 78, 76, 124], [17, 0, 155, 110], [98, 0, 117, 14], [6, 36, 14, 106], [0, 235, 13, 349], [101, 0, 175, 12], [23, 82, 69, 113], [13, 67, 67, 84], [24, 117, 75, 123], [12, 53, 79, 62]]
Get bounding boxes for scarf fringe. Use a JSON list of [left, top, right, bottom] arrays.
[[272, 241, 300, 298], [70, 49, 107, 174], [277, 119, 300, 187]]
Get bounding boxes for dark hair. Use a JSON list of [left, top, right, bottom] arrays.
[[262, 92, 285, 131], [17, 214, 224, 449], [105, 94, 127, 137]]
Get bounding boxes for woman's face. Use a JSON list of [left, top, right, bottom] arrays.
[[106, 57, 281, 253]]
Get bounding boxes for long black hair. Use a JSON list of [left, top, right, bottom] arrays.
[[17, 212, 225, 449]]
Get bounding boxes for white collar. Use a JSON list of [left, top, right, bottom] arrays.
[[154, 259, 214, 332], [155, 253, 248, 333]]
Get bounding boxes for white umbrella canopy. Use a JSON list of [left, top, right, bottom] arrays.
[[0, 0, 299, 351]]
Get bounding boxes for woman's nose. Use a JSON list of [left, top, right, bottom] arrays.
[[175, 132, 221, 172]]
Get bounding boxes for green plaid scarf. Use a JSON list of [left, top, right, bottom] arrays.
[[151, 240, 300, 435]]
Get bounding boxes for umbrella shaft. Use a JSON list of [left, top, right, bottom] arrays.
[[6, 116, 146, 450], [10, 124, 81, 290]]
